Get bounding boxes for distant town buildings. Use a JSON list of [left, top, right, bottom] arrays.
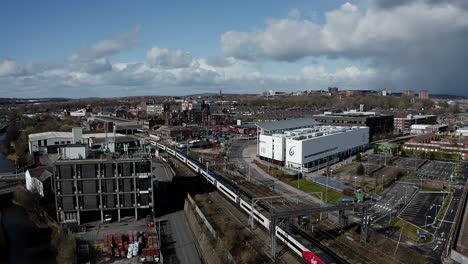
[[394, 114, 437, 133], [404, 90, 415, 97], [313, 110, 394, 141], [419, 90, 429, 99], [455, 126, 468, 137], [409, 124, 448, 135], [402, 133, 468, 160], [328, 87, 339, 95]]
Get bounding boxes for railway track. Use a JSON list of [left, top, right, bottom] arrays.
[[292, 225, 348, 264]]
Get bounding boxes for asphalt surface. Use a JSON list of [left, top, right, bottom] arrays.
[[369, 182, 419, 226], [152, 160, 202, 264], [399, 192, 444, 229], [417, 161, 455, 180], [425, 186, 464, 261]]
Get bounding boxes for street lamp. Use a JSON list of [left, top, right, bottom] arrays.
[[433, 204, 441, 223], [354, 176, 358, 189], [425, 215, 432, 227], [381, 174, 385, 192]]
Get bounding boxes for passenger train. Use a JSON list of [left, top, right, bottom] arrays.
[[150, 140, 324, 264]]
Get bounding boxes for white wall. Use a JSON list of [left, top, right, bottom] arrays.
[[25, 170, 44, 197], [29, 136, 73, 153], [258, 134, 285, 161], [60, 146, 88, 159], [286, 127, 369, 166]]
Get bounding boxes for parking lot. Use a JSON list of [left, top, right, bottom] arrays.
[[417, 161, 455, 180], [369, 183, 418, 223], [365, 154, 396, 165], [399, 192, 444, 231], [394, 157, 426, 171]]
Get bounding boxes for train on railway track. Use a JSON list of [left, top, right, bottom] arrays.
[[150, 140, 325, 264]]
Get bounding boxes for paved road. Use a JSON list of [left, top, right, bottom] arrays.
[[152, 160, 202, 264], [159, 211, 201, 264], [428, 186, 464, 261]]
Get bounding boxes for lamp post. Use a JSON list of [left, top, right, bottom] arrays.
[[433, 204, 441, 223], [354, 176, 358, 189], [425, 215, 431, 227], [382, 174, 385, 190]]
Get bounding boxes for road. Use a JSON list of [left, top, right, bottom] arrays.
[[152, 160, 202, 264], [428, 186, 464, 261], [229, 140, 326, 206]]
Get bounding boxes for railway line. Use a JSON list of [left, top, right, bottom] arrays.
[[150, 140, 326, 263], [150, 139, 380, 264]]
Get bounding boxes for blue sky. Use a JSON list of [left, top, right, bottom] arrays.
[[2, 0, 349, 62], [1, 0, 467, 97]]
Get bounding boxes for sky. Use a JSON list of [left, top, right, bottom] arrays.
[[1, 0, 468, 98]]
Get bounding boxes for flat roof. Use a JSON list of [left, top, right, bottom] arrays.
[[29, 131, 126, 142], [256, 118, 320, 132], [29, 132, 72, 141], [270, 125, 367, 141], [316, 111, 392, 117]]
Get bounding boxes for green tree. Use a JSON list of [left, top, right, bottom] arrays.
[[357, 163, 365, 175], [356, 152, 362, 162], [401, 149, 407, 157]]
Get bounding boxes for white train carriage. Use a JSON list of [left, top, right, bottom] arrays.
[[166, 148, 176, 156], [156, 143, 166, 150], [239, 199, 270, 228], [186, 159, 200, 173], [275, 227, 308, 256], [206, 174, 215, 184], [216, 182, 238, 203], [176, 152, 186, 162], [200, 169, 209, 179], [168, 148, 319, 263]]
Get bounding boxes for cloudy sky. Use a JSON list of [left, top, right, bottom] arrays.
[[1, 0, 468, 98]]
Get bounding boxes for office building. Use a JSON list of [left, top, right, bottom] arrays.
[[394, 114, 437, 133], [419, 90, 429, 99], [313, 111, 394, 141]]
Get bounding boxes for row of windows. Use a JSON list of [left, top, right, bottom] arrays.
[[56, 178, 152, 194]]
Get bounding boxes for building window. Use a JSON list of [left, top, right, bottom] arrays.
[[55, 141, 59, 145]]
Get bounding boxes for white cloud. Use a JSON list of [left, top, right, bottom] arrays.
[[220, 1, 468, 94], [68, 27, 140, 62], [146, 46, 193, 68], [0, 60, 18, 77]]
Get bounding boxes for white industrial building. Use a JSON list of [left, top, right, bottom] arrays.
[[456, 126, 468, 137], [258, 125, 369, 173], [410, 124, 448, 135], [28, 127, 131, 154]]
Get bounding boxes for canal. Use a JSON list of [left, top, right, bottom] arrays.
[[0, 133, 16, 173]]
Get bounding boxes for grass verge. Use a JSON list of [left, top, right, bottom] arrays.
[[390, 218, 432, 244], [288, 179, 353, 204]]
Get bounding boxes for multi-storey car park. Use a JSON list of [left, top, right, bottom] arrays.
[[53, 145, 153, 225]]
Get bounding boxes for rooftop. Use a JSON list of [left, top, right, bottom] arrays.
[[272, 125, 367, 141], [27, 166, 53, 182], [316, 110, 392, 117], [28, 131, 127, 142], [29, 131, 73, 141], [256, 118, 320, 132]]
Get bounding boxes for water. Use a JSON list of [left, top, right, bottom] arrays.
[[0, 133, 15, 173]]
